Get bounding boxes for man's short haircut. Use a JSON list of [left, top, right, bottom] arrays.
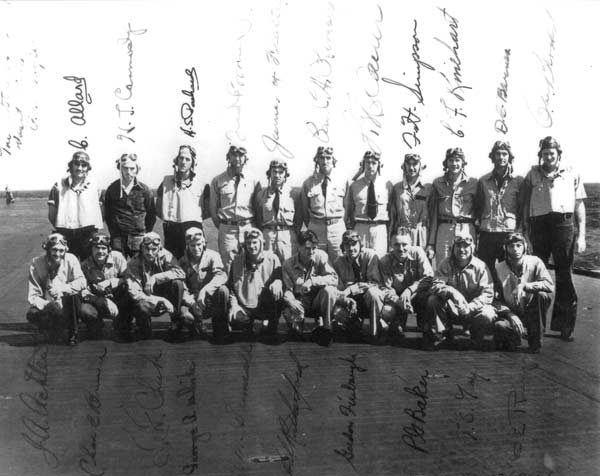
[[297, 230, 319, 247]]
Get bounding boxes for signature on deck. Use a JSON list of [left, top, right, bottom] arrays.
[[122, 351, 171, 467], [334, 354, 367, 471], [79, 347, 108, 476], [20, 345, 60, 469], [277, 350, 311, 475], [401, 369, 430, 454]]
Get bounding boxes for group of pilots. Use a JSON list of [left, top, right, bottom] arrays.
[[27, 136, 587, 352]]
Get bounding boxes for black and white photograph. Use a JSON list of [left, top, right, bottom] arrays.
[[1, 0, 599, 475]]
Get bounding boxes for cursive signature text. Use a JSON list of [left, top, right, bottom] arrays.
[[435, 7, 471, 138], [334, 354, 367, 471], [495, 49, 511, 134], [277, 350, 311, 475], [401, 369, 429, 454], [19, 345, 59, 468], [79, 347, 108, 476]]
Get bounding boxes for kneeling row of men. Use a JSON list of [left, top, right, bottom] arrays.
[[27, 225, 553, 352]]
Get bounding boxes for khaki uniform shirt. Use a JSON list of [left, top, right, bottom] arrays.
[[379, 247, 433, 295], [282, 249, 338, 302], [210, 169, 260, 225], [346, 175, 392, 226], [28, 253, 86, 310], [431, 255, 493, 312], [300, 172, 348, 225]]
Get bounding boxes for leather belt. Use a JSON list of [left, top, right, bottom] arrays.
[[312, 217, 342, 226], [355, 219, 389, 225], [438, 217, 474, 224], [221, 218, 253, 226]]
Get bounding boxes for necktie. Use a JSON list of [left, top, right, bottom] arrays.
[[233, 174, 241, 204], [321, 177, 328, 200], [273, 188, 280, 219], [367, 180, 378, 220], [352, 259, 362, 283]]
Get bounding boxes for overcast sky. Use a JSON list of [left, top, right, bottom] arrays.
[[1, 0, 599, 190]]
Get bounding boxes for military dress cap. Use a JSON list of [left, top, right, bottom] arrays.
[[184, 227, 205, 242], [141, 231, 162, 247], [43, 232, 68, 250]]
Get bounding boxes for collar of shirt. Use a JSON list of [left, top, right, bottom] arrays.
[[443, 171, 468, 188], [174, 175, 194, 189], [292, 254, 313, 272], [120, 178, 137, 197], [451, 256, 476, 272], [391, 252, 415, 268], [92, 253, 115, 270], [315, 171, 331, 183], [403, 177, 423, 192], [245, 252, 265, 271], [67, 176, 90, 192], [269, 184, 284, 194], [537, 165, 565, 181], [227, 168, 245, 179], [488, 169, 513, 182]]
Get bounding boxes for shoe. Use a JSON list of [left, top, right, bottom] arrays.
[[312, 326, 332, 347], [137, 318, 153, 340], [560, 329, 574, 342], [68, 333, 78, 346], [421, 332, 446, 351], [167, 323, 184, 342], [191, 320, 205, 339]]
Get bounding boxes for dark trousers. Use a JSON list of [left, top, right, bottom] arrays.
[[529, 213, 577, 336], [110, 234, 144, 258], [55, 226, 97, 260], [26, 295, 79, 339], [131, 280, 185, 330], [494, 292, 552, 350], [223, 288, 281, 337], [163, 221, 203, 259], [477, 231, 509, 275]]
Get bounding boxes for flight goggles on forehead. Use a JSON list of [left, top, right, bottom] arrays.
[[43, 233, 68, 249], [363, 150, 381, 161], [228, 145, 247, 156], [90, 234, 110, 247], [504, 232, 526, 245], [342, 231, 361, 245], [244, 228, 262, 241], [141, 233, 161, 247], [453, 234, 473, 245], [185, 227, 205, 242], [315, 146, 334, 159]]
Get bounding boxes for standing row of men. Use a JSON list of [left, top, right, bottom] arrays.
[[38, 136, 587, 345]]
